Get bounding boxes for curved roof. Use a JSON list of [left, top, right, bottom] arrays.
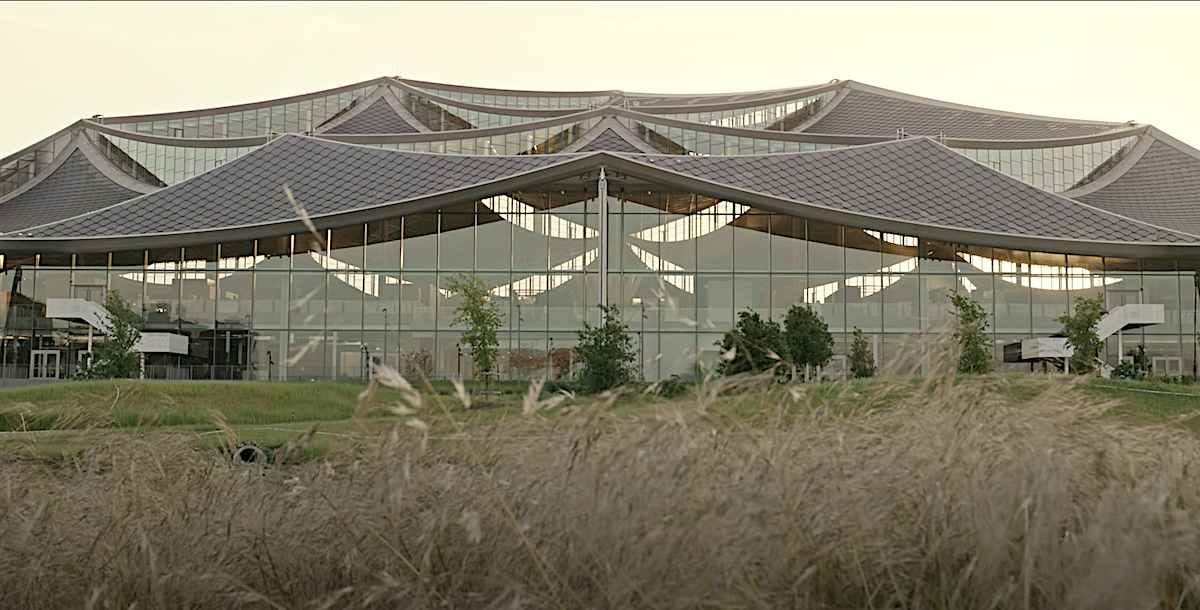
[[1, 77, 1197, 261], [801, 83, 1121, 140], [0, 137, 154, 234], [6, 136, 1195, 260], [623, 138, 1194, 244], [1075, 136, 1200, 236], [321, 98, 419, 135], [575, 128, 646, 154], [624, 84, 828, 109], [12, 135, 573, 239]]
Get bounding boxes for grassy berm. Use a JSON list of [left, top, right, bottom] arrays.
[[3, 373, 1200, 609]]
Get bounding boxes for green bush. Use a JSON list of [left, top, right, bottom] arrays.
[[849, 327, 876, 379], [542, 379, 582, 395], [1112, 361, 1145, 381], [716, 309, 785, 376], [575, 305, 638, 394], [656, 375, 691, 398]]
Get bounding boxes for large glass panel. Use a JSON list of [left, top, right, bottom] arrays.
[[770, 215, 806, 273], [144, 249, 181, 331], [439, 210, 475, 271], [402, 215, 438, 270], [108, 250, 145, 313], [660, 332, 698, 379], [288, 330, 329, 381], [216, 242, 255, 328], [919, 275, 957, 332], [697, 276, 733, 330], [770, 275, 807, 323], [1145, 273, 1182, 335], [619, 275, 661, 332], [733, 213, 770, 272], [365, 218, 402, 270], [252, 272, 289, 329], [548, 275, 585, 330], [807, 221, 843, 273], [809, 274, 846, 334], [845, 228, 882, 273], [733, 275, 771, 319], [179, 246, 217, 330], [329, 225, 366, 268], [476, 206, 513, 271], [401, 272, 438, 330]]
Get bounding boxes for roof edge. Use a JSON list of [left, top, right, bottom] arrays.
[[840, 80, 1125, 128], [1060, 134, 1156, 199], [100, 77, 391, 124]]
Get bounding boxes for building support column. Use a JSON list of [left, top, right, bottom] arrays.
[[598, 167, 609, 324]]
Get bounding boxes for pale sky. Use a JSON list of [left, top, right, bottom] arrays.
[[2, 1, 1197, 156]]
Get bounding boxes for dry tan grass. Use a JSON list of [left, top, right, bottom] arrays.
[[3, 366, 1200, 609]]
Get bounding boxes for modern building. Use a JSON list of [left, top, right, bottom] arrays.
[[0, 76, 1197, 381]]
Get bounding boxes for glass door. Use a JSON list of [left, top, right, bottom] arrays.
[[31, 349, 60, 379]]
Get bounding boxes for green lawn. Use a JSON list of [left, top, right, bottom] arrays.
[[2, 374, 1199, 460]]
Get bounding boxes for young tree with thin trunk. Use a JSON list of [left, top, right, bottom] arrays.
[[76, 291, 142, 380], [445, 273, 502, 381], [1058, 294, 1107, 375], [948, 292, 992, 375]]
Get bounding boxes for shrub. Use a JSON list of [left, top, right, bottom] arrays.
[[575, 304, 637, 393], [1112, 361, 1145, 381], [541, 379, 581, 395], [849, 327, 876, 378], [716, 309, 785, 376], [656, 374, 691, 398]]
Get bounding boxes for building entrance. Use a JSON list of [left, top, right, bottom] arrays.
[[30, 349, 60, 379]]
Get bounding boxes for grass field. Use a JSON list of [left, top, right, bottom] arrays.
[[4, 372, 1200, 608]]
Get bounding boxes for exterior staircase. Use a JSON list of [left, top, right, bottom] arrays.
[[45, 298, 189, 355], [1003, 303, 1163, 375]]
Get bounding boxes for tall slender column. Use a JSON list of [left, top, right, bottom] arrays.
[[598, 167, 609, 324]]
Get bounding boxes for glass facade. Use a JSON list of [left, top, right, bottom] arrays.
[[0, 133, 73, 196], [106, 85, 376, 138], [651, 90, 836, 131], [399, 89, 554, 132], [45, 109, 1136, 192], [954, 136, 1138, 193], [88, 130, 255, 186], [2, 183, 1195, 382], [408, 85, 610, 110], [365, 117, 603, 155]]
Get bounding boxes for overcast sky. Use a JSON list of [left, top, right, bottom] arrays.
[[2, 1, 1197, 156]]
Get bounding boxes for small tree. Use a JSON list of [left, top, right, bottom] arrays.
[[1058, 294, 1107, 375], [575, 304, 637, 393], [783, 304, 834, 381], [717, 309, 786, 376], [849, 327, 876, 378], [445, 274, 502, 378], [948, 291, 992, 374], [76, 291, 142, 379]]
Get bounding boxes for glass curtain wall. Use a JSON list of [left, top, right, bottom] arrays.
[[1, 185, 1195, 381]]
